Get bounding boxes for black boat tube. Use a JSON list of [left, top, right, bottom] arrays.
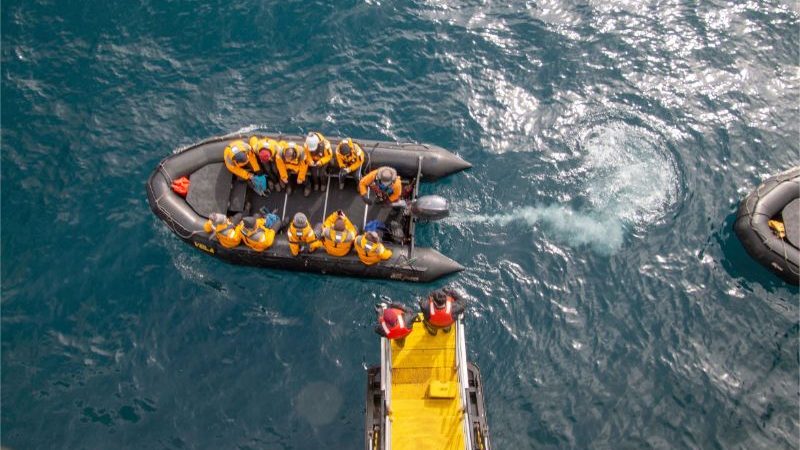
[[734, 166, 800, 284], [146, 134, 467, 282]]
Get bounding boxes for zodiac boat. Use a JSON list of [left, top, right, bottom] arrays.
[[146, 132, 471, 282], [734, 166, 800, 284], [365, 317, 491, 449]]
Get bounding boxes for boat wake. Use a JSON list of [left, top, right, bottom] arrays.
[[449, 205, 625, 254]]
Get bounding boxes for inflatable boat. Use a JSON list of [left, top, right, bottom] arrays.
[[365, 318, 491, 450], [146, 132, 471, 282], [734, 166, 800, 284]]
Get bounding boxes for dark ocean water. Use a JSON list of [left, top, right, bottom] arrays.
[[2, 1, 799, 449]]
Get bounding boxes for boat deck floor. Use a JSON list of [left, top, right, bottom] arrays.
[[246, 175, 395, 231], [390, 318, 465, 450]]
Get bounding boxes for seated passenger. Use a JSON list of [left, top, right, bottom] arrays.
[[320, 210, 357, 257], [354, 231, 393, 265], [203, 212, 243, 249], [241, 213, 281, 252], [287, 212, 322, 255], [249, 136, 282, 192], [418, 289, 465, 335], [374, 303, 416, 347], [305, 132, 332, 192], [276, 142, 311, 197], [334, 138, 365, 190], [359, 166, 403, 205], [223, 140, 268, 195]]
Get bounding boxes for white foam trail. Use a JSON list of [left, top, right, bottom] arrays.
[[450, 205, 624, 254]]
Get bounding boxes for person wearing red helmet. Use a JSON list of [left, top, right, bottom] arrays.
[[374, 303, 417, 347], [418, 288, 465, 335]]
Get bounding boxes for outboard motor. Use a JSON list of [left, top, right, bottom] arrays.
[[409, 195, 449, 221]]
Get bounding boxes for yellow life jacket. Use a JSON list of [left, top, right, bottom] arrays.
[[287, 222, 321, 255], [355, 235, 392, 265], [241, 218, 276, 252], [204, 219, 242, 249], [323, 228, 355, 256]]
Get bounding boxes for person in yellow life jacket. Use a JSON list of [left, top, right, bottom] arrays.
[[203, 212, 243, 249], [354, 231, 393, 265], [418, 288, 465, 335], [240, 212, 282, 252], [359, 166, 403, 205], [276, 142, 312, 197], [305, 132, 332, 192], [374, 303, 417, 347], [287, 212, 322, 255], [224, 140, 268, 196], [249, 136, 282, 192], [320, 210, 357, 256], [334, 138, 365, 190]]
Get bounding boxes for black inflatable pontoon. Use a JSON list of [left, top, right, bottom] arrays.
[[146, 132, 471, 282], [734, 166, 800, 284]]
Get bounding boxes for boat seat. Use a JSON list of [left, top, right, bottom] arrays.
[[782, 198, 800, 248], [229, 178, 248, 213], [186, 163, 234, 218]]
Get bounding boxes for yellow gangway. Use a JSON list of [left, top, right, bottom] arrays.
[[387, 316, 467, 450]]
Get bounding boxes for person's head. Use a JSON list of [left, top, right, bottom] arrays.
[[382, 308, 398, 326], [333, 218, 346, 232], [378, 167, 396, 186], [209, 212, 227, 226], [292, 212, 308, 229], [258, 149, 272, 164], [432, 291, 448, 307], [339, 139, 353, 156], [242, 216, 257, 230], [365, 231, 380, 243], [305, 133, 321, 153], [285, 143, 297, 160], [232, 146, 248, 164]]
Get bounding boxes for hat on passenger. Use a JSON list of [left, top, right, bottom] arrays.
[[232, 147, 248, 164], [242, 216, 257, 229], [305, 133, 321, 152], [382, 308, 399, 326], [292, 212, 308, 229], [378, 167, 396, 184], [339, 139, 352, 155], [258, 149, 272, 163], [333, 218, 346, 232], [210, 213, 227, 226]]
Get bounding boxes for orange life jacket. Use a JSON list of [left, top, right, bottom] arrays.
[[380, 309, 412, 340], [428, 298, 455, 328]]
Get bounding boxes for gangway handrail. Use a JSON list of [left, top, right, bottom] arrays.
[[381, 337, 392, 450], [455, 319, 474, 449]]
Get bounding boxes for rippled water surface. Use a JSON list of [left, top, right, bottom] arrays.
[[2, 1, 799, 449]]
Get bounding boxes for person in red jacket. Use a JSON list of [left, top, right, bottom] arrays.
[[419, 288, 465, 335], [374, 303, 417, 347]]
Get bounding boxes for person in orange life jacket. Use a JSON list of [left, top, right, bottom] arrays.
[[223, 140, 268, 196], [334, 138, 365, 190], [276, 142, 312, 197], [305, 132, 332, 193], [287, 212, 322, 256], [320, 210, 357, 257], [419, 288, 464, 335], [374, 302, 417, 348], [203, 212, 244, 249], [359, 166, 402, 205], [354, 231, 393, 265], [240, 212, 281, 252], [249, 136, 281, 192]]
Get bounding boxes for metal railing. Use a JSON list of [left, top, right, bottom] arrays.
[[455, 320, 474, 449], [381, 338, 393, 450]]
